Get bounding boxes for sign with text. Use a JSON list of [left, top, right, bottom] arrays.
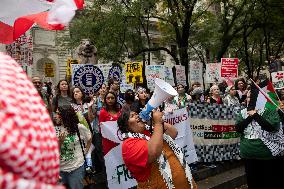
[[72, 64, 104, 95], [66, 58, 79, 77], [271, 71, 284, 89], [125, 62, 143, 84], [164, 66, 175, 86], [205, 63, 221, 83], [190, 61, 203, 84], [145, 65, 165, 91], [175, 65, 187, 86], [189, 103, 241, 162], [221, 58, 239, 78]]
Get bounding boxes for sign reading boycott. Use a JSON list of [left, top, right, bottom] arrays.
[[221, 58, 239, 78], [125, 62, 143, 84], [101, 107, 198, 189], [72, 64, 104, 95], [189, 103, 240, 162]]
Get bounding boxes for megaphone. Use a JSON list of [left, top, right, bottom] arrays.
[[139, 78, 178, 121]]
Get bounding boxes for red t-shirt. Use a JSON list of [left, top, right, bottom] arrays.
[[99, 108, 121, 155], [122, 138, 151, 182]]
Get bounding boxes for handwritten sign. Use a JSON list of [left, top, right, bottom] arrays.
[[190, 61, 203, 84], [145, 65, 165, 91], [175, 65, 187, 86], [125, 62, 143, 84], [205, 63, 221, 83]]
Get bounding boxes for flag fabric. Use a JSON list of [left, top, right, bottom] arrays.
[[249, 79, 279, 111], [0, 0, 84, 44], [0, 53, 63, 188]]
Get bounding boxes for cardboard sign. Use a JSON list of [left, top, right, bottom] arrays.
[[221, 58, 239, 78]]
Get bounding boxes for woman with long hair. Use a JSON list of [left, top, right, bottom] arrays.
[[132, 87, 149, 112], [52, 79, 72, 114], [71, 86, 96, 129], [57, 105, 92, 189]]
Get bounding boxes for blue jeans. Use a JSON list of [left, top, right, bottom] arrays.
[[60, 165, 85, 189]]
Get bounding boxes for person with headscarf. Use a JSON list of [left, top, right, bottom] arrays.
[[0, 53, 63, 188], [223, 86, 240, 106], [235, 87, 283, 188]]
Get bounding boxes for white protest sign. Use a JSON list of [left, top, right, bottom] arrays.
[[165, 66, 175, 86], [190, 61, 203, 84], [205, 63, 221, 83], [164, 107, 198, 163], [271, 71, 284, 89], [101, 121, 138, 189], [175, 65, 187, 86], [97, 64, 112, 82], [145, 65, 165, 91]]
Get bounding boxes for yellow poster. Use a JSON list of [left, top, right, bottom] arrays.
[[66, 58, 79, 77], [125, 62, 143, 84], [45, 63, 54, 77]]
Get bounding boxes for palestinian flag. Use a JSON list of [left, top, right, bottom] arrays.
[[249, 79, 279, 111]]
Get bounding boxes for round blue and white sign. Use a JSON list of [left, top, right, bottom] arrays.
[[73, 64, 104, 95], [108, 65, 122, 82]]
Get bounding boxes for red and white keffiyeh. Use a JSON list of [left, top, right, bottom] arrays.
[[0, 53, 63, 188], [0, 0, 84, 44]]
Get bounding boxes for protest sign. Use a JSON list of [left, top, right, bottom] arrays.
[[97, 64, 112, 82], [205, 63, 221, 83], [190, 61, 203, 85], [221, 58, 239, 78], [164, 66, 175, 86], [145, 65, 165, 91], [72, 64, 104, 95], [271, 71, 284, 89], [125, 62, 143, 84], [175, 65, 187, 86], [189, 103, 240, 162]]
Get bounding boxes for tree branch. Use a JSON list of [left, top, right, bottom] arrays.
[[128, 47, 180, 65]]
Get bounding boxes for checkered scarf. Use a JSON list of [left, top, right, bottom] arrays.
[[122, 132, 194, 189], [0, 53, 63, 188]]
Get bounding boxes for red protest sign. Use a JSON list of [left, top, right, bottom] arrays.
[[221, 58, 239, 78]]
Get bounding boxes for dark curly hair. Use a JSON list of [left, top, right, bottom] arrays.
[[58, 105, 79, 136], [117, 111, 131, 134]]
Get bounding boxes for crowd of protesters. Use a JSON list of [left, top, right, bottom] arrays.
[[31, 75, 284, 189]]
